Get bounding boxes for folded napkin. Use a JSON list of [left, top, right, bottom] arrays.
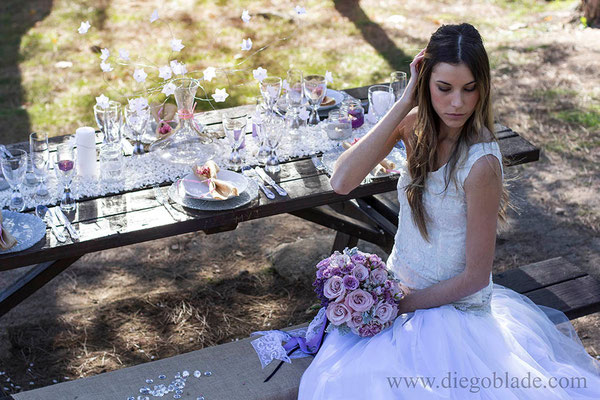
[[192, 160, 240, 200], [341, 140, 396, 175], [150, 102, 177, 137], [0, 212, 17, 251]]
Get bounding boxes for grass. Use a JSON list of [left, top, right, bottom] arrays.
[[556, 105, 600, 129]]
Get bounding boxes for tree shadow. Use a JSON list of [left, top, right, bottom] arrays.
[[333, 0, 413, 72], [0, 0, 54, 143]]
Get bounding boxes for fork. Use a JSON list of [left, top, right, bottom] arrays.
[[242, 167, 275, 200]]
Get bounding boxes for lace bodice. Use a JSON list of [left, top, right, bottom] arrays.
[[386, 141, 504, 314]]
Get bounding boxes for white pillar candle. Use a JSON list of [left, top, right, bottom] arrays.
[[75, 127, 98, 178]]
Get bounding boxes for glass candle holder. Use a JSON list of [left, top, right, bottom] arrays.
[[340, 99, 364, 129]]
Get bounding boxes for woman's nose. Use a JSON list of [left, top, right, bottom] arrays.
[[451, 91, 464, 108]]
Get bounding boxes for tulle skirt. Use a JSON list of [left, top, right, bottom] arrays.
[[298, 284, 600, 399]]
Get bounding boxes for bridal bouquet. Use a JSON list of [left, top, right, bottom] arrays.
[[314, 247, 405, 337]]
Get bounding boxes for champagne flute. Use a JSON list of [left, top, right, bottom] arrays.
[[259, 77, 282, 115], [368, 85, 394, 122], [94, 101, 122, 145], [389, 71, 407, 101], [0, 149, 27, 211], [55, 143, 76, 212], [222, 112, 248, 171], [286, 69, 304, 134], [124, 102, 150, 155], [29, 132, 50, 202], [264, 114, 285, 173], [303, 75, 327, 125]]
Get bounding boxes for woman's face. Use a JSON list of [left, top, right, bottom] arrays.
[[429, 62, 480, 132]]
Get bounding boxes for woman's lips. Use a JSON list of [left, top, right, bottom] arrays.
[[446, 113, 465, 119]]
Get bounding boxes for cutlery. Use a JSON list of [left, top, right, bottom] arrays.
[[311, 155, 328, 175], [255, 167, 287, 197], [35, 205, 66, 243], [242, 167, 275, 200], [0, 144, 12, 158], [53, 207, 80, 240], [153, 184, 182, 221]]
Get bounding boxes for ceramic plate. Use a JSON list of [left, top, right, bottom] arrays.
[[0, 210, 46, 254], [181, 170, 249, 201]]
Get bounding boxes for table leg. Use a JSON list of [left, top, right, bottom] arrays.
[[332, 232, 359, 253], [0, 256, 81, 319]]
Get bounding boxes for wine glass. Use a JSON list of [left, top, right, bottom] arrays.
[[124, 102, 150, 155], [253, 96, 269, 165], [222, 112, 248, 171], [263, 114, 285, 173], [259, 77, 282, 114], [29, 132, 50, 202], [286, 69, 304, 134], [303, 75, 327, 125], [94, 101, 122, 145], [0, 149, 27, 211], [389, 71, 407, 101], [368, 85, 395, 122], [55, 143, 76, 212]]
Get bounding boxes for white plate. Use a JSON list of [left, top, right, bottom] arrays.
[[319, 89, 345, 111], [276, 89, 346, 113], [0, 210, 46, 254], [181, 170, 249, 201]]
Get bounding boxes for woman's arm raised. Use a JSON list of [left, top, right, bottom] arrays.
[[397, 155, 503, 313]]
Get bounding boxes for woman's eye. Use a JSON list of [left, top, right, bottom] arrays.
[[464, 87, 476, 92], [438, 86, 450, 92]]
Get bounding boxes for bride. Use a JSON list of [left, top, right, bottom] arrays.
[[298, 23, 600, 399]]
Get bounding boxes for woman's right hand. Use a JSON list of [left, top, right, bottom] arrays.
[[402, 48, 426, 108]]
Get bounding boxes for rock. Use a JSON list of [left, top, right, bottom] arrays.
[[555, 207, 566, 216], [267, 234, 333, 283]]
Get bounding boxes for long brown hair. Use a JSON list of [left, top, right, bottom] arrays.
[[405, 23, 507, 240]]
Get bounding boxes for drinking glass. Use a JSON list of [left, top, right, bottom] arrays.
[[55, 143, 76, 212], [368, 85, 395, 122], [94, 101, 122, 145], [124, 103, 150, 155], [29, 132, 50, 201], [100, 143, 123, 182], [389, 71, 407, 101], [286, 69, 304, 135], [303, 75, 327, 125], [0, 149, 27, 211], [222, 112, 248, 171], [263, 114, 285, 173], [253, 97, 269, 165], [259, 77, 282, 114]]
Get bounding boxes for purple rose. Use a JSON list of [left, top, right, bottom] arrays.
[[351, 254, 367, 265], [323, 276, 346, 300], [344, 289, 374, 312], [326, 302, 352, 326], [374, 300, 398, 324], [346, 312, 364, 329], [322, 268, 332, 279], [317, 258, 331, 269], [316, 267, 326, 279], [352, 265, 369, 281], [341, 262, 355, 274], [330, 266, 342, 276], [370, 268, 388, 285], [358, 321, 383, 337], [342, 275, 359, 291]]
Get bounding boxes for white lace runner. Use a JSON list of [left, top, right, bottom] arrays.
[[0, 120, 376, 210]]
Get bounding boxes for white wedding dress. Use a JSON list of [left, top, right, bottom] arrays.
[[298, 142, 600, 399]]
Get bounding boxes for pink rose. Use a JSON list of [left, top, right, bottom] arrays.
[[344, 289, 374, 313], [373, 301, 398, 324], [326, 302, 352, 326], [323, 276, 346, 300], [352, 265, 369, 281], [346, 312, 364, 329], [370, 268, 388, 285]]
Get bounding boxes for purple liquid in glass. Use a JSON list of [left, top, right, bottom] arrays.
[[349, 109, 364, 129], [58, 160, 74, 171]]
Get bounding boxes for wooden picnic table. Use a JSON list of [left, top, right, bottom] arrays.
[[0, 83, 540, 318]]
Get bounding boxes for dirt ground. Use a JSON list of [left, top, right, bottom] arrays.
[[1, 1, 600, 396]]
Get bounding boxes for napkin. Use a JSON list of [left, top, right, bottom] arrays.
[[0, 212, 17, 251], [150, 102, 177, 137], [192, 160, 240, 200], [341, 141, 396, 175]]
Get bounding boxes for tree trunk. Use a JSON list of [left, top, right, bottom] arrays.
[[583, 0, 600, 27]]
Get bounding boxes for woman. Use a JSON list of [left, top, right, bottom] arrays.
[[298, 23, 600, 399]]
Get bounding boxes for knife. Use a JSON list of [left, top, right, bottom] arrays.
[[254, 168, 287, 197], [241, 168, 275, 200], [53, 207, 80, 240]]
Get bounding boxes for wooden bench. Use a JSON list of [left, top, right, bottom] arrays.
[[8, 256, 600, 400]]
